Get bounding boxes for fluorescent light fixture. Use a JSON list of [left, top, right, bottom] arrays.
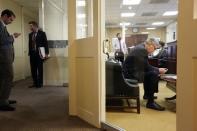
[[146, 27, 156, 30], [141, 32, 149, 34], [120, 22, 131, 26], [77, 14, 86, 18], [128, 6, 132, 10], [152, 22, 164, 26], [163, 11, 178, 16], [78, 24, 88, 27], [121, 13, 135, 17], [123, 0, 141, 5], [77, 0, 86, 7]]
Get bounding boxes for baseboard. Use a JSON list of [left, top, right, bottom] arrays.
[[101, 122, 125, 131]]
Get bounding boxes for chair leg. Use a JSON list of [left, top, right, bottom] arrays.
[[126, 99, 130, 107], [137, 97, 140, 114]]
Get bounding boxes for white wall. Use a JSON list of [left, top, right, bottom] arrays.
[[106, 27, 166, 43], [166, 21, 177, 43], [0, 0, 38, 81], [40, 0, 68, 86], [44, 0, 67, 40], [23, 13, 38, 78]]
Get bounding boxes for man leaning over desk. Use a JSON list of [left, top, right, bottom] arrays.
[[122, 39, 168, 111]]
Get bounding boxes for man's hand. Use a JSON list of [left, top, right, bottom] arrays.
[[159, 68, 168, 74], [13, 33, 21, 38], [45, 54, 50, 59]]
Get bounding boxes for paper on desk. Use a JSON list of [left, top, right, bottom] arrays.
[[161, 74, 177, 80]]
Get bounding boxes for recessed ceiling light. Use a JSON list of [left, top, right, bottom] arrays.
[[120, 22, 131, 26], [163, 11, 178, 16], [121, 13, 135, 17], [77, 14, 86, 18], [152, 22, 164, 26], [123, 0, 141, 5], [77, 0, 86, 7], [146, 27, 156, 30], [128, 6, 132, 10]]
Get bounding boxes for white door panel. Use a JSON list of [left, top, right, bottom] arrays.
[[68, 0, 104, 127]]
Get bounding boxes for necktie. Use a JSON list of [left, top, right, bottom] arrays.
[[4, 26, 15, 60], [4, 26, 13, 44], [119, 40, 122, 52], [32, 33, 36, 50], [4, 26, 10, 36]]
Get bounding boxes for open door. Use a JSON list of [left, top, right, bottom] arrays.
[[68, 0, 105, 127]]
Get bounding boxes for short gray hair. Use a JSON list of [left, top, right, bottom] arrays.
[[146, 38, 160, 48]]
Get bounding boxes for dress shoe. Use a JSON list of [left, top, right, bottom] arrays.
[[165, 95, 176, 100], [0, 105, 15, 111], [36, 84, 43, 88], [8, 100, 17, 104], [36, 86, 42, 88], [146, 102, 165, 111], [28, 85, 36, 88], [143, 95, 157, 100]]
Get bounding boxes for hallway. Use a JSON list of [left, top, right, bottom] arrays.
[[0, 79, 99, 131]]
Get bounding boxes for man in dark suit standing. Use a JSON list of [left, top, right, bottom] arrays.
[[0, 9, 21, 111], [123, 39, 168, 111], [156, 41, 168, 68], [28, 21, 49, 88]]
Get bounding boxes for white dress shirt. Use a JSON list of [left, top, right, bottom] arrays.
[[0, 19, 15, 41], [112, 38, 128, 55]]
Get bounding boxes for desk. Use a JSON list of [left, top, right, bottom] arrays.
[[160, 74, 177, 100]]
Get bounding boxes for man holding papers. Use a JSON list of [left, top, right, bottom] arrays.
[[28, 21, 49, 88]]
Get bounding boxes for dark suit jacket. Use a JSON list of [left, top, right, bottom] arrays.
[[28, 30, 49, 57], [154, 47, 168, 59], [123, 43, 159, 81], [0, 21, 14, 64]]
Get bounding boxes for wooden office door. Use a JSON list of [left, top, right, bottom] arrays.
[[68, 0, 105, 127]]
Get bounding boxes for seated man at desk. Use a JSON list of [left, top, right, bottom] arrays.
[[151, 41, 168, 68], [122, 39, 168, 111]]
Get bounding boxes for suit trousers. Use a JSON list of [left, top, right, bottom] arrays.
[[30, 52, 43, 87], [143, 71, 159, 102], [114, 51, 124, 63], [0, 63, 13, 105]]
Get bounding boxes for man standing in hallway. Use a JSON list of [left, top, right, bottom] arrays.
[[0, 9, 21, 111], [112, 33, 128, 63], [28, 21, 49, 88]]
